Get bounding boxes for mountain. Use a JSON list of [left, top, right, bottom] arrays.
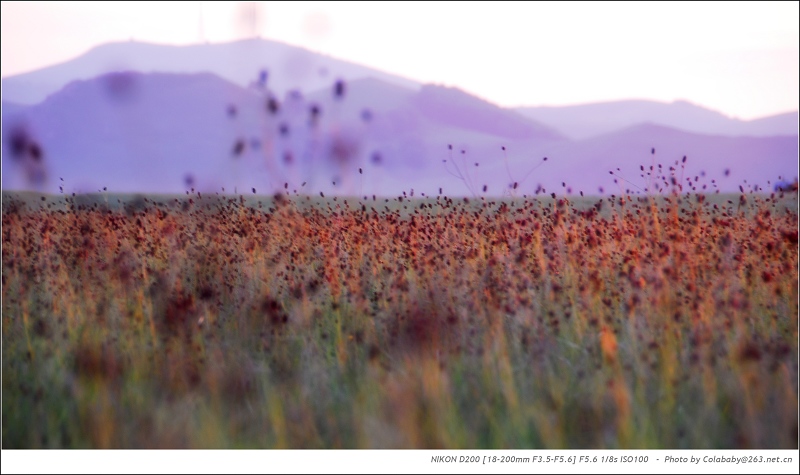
[[516, 100, 799, 140], [422, 123, 797, 198], [744, 112, 800, 137], [302, 81, 566, 173], [410, 85, 563, 141], [520, 123, 798, 196], [1, 101, 29, 118], [1, 71, 564, 196], [3, 72, 795, 198], [3, 72, 267, 194], [1, 38, 420, 106]]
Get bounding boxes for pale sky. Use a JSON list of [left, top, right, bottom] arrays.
[[2, 1, 798, 120]]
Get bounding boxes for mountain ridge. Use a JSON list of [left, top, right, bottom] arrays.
[[3, 71, 795, 197], [1, 38, 421, 105], [516, 99, 799, 139]]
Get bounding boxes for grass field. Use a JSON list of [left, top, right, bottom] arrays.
[[2, 189, 798, 448]]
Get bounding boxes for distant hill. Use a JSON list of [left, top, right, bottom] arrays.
[[743, 112, 800, 136], [1, 101, 29, 118], [410, 85, 564, 141], [2, 70, 795, 197], [2, 72, 267, 194], [1, 38, 421, 105], [516, 100, 799, 139], [521, 123, 798, 196], [1, 71, 564, 196]]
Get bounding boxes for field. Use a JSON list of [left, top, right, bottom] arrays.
[[2, 189, 798, 448]]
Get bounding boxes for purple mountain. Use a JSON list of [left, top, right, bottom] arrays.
[[2, 71, 796, 197], [1, 38, 420, 106], [520, 123, 798, 196], [517, 100, 799, 139], [1, 71, 565, 196]]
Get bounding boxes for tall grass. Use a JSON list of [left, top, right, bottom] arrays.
[[2, 189, 797, 448]]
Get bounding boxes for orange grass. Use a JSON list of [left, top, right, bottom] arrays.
[[2, 190, 798, 448]]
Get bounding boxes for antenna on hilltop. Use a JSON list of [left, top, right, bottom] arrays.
[[198, 2, 207, 43], [250, 3, 260, 39]]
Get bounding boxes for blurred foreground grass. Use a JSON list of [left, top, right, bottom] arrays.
[[2, 190, 798, 448]]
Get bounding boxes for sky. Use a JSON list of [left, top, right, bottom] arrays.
[[1, 1, 798, 120]]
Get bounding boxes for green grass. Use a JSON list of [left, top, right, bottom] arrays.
[[2, 189, 798, 448]]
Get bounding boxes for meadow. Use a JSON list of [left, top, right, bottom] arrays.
[[2, 187, 798, 449]]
